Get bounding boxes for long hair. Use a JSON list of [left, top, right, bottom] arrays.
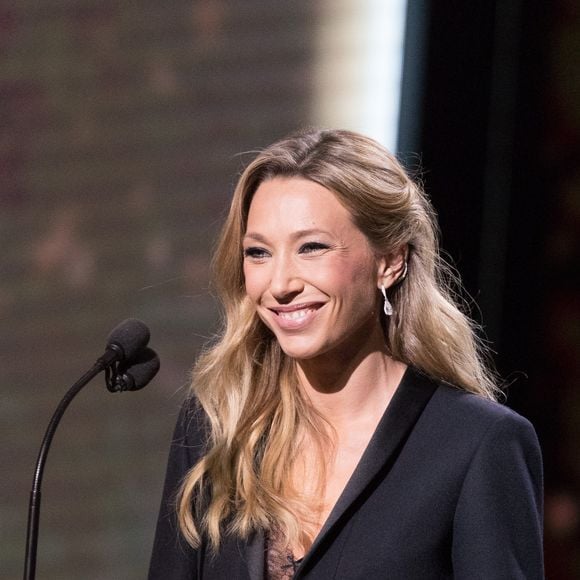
[[177, 128, 499, 550]]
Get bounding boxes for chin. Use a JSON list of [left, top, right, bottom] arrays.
[[275, 337, 329, 361], [278, 345, 318, 360]]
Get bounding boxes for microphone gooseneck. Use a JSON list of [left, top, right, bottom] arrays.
[[24, 319, 155, 580]]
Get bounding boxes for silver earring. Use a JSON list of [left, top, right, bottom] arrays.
[[380, 284, 393, 316]]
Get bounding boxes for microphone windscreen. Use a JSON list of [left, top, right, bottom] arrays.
[[115, 347, 160, 391], [106, 318, 150, 361]]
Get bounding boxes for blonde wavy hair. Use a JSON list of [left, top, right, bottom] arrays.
[[177, 128, 499, 551]]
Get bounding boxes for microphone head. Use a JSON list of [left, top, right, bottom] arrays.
[[106, 318, 150, 362], [111, 347, 160, 392]]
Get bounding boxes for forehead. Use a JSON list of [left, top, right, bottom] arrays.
[[246, 177, 355, 234]]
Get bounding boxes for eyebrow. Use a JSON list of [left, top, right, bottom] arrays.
[[243, 228, 333, 243]]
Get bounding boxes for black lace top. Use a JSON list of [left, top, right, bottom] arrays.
[[265, 530, 304, 579]]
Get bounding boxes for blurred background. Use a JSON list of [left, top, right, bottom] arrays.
[[1, 0, 578, 578]]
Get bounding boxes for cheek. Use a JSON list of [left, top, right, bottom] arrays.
[[338, 259, 379, 307], [243, 265, 265, 303], [334, 252, 375, 283]]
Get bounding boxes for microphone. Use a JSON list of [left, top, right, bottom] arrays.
[[24, 319, 155, 580], [96, 318, 151, 370], [108, 347, 161, 392]]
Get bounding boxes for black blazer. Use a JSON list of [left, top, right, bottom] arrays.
[[149, 367, 544, 579]]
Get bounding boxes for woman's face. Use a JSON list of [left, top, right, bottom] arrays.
[[243, 176, 386, 363]]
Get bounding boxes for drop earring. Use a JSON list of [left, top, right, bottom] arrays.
[[380, 284, 393, 316]]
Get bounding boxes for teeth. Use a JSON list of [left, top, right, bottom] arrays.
[[279, 308, 312, 320]]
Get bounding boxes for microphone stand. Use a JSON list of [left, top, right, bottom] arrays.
[[24, 354, 119, 580]]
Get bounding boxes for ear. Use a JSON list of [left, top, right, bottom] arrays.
[[377, 245, 408, 290]]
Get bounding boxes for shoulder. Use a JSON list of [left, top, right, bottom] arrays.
[[406, 372, 543, 505], [428, 383, 542, 476], [168, 395, 210, 469], [407, 370, 541, 459], [431, 379, 534, 431], [177, 395, 208, 434]]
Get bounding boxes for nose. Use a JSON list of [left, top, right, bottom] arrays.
[[269, 254, 304, 302]]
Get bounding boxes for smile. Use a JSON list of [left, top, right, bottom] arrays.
[[267, 303, 324, 330], [279, 309, 313, 320]]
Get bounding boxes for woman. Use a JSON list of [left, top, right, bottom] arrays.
[[149, 129, 543, 579]]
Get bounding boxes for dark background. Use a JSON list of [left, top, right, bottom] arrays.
[[1, 1, 578, 578], [401, 2, 580, 577]]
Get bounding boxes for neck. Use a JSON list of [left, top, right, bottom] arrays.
[[295, 324, 406, 429]]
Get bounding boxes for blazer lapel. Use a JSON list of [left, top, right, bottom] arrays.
[[295, 367, 438, 577], [244, 529, 266, 580]]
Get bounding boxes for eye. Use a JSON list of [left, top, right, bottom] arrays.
[[299, 242, 330, 254], [243, 246, 270, 260]]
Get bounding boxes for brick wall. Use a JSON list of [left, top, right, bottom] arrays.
[[0, 2, 315, 577]]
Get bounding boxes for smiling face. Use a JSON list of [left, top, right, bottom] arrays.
[[243, 176, 387, 363]]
